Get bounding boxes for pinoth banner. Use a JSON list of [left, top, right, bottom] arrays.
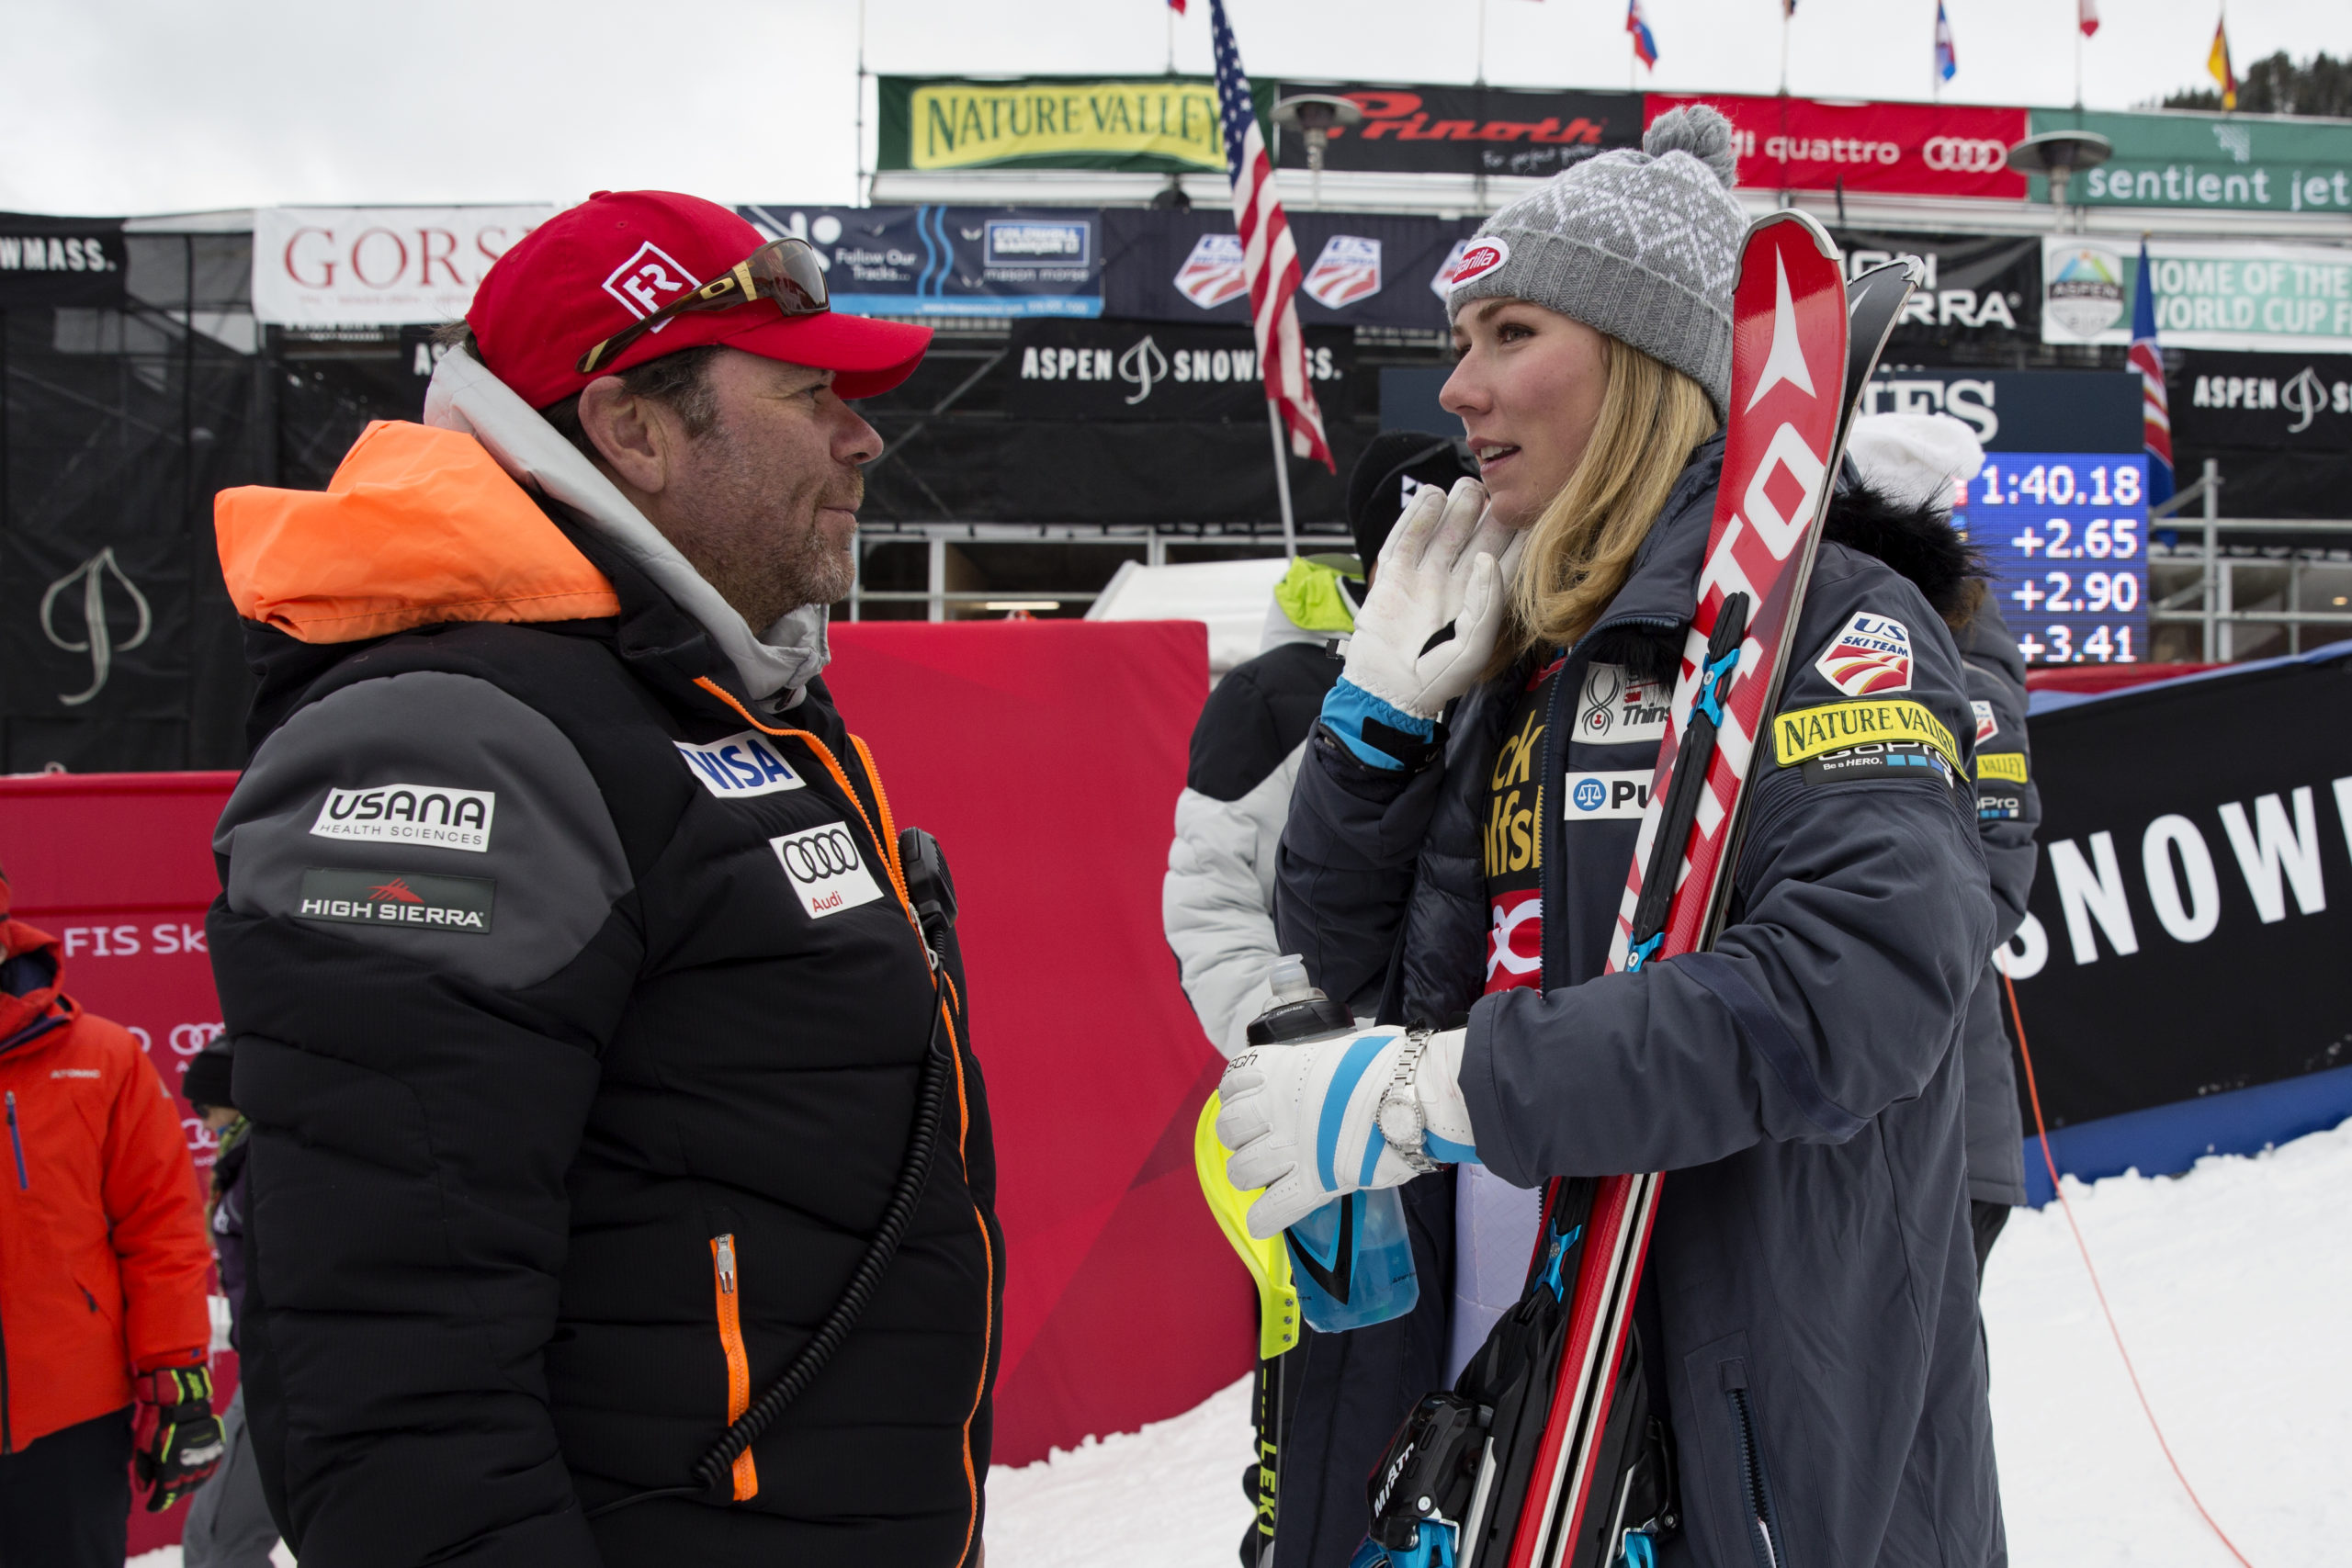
[[1266, 83, 1641, 178], [1999, 649, 2352, 1128]]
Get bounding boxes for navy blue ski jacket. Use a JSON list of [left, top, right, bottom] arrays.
[[1274, 438, 2004, 1568]]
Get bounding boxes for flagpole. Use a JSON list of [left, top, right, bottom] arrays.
[[1779, 8, 1790, 97], [1167, 2, 1176, 74], [854, 0, 868, 204], [2074, 13, 2084, 110], [1476, 0, 1488, 86], [1266, 404, 1298, 558]]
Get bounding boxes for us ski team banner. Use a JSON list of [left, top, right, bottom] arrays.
[[1101, 208, 1480, 331], [2000, 647, 2352, 1129]]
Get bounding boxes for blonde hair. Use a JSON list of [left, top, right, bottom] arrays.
[[1497, 337, 1719, 667]]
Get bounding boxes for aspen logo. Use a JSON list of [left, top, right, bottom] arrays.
[[1564, 770, 1653, 820], [296, 868, 494, 934], [1446, 238, 1510, 292], [1577, 662, 1671, 744], [1972, 700, 1999, 743], [1774, 699, 1962, 775], [603, 242, 699, 325], [770, 824, 885, 919], [1814, 612, 1913, 696], [676, 731, 808, 798], [311, 784, 495, 852]]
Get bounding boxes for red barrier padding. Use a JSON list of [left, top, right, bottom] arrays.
[[2025, 660, 2218, 694], [0, 618, 1250, 1551]]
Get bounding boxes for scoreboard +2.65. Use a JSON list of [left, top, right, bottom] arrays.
[[1952, 453, 2149, 664]]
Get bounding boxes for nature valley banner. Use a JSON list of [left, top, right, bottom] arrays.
[[878, 76, 1226, 174]]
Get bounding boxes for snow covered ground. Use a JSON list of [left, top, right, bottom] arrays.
[[985, 1117, 2352, 1568], [132, 1119, 2350, 1568]]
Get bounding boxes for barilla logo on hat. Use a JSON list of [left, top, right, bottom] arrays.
[[1446, 237, 1511, 292], [603, 242, 701, 329]]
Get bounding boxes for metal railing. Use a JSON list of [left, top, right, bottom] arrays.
[[2145, 459, 2352, 659]]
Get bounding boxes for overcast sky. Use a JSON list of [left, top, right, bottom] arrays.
[[7, 0, 2350, 217]]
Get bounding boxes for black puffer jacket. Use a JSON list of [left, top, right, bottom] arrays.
[[1274, 438, 2001, 1568], [208, 417, 1001, 1568]]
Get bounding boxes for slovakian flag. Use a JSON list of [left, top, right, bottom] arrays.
[[2131, 241, 2175, 508], [2079, 0, 2099, 37], [1934, 0, 1957, 82], [1627, 0, 1659, 68], [1206, 0, 1333, 470]]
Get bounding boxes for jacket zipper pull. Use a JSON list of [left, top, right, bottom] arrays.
[[6, 1091, 25, 1190], [714, 1234, 738, 1295]]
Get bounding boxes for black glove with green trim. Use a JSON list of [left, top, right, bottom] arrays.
[[131, 1362, 226, 1512]]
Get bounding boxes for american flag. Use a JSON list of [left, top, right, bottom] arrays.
[[2131, 240, 2175, 507], [1207, 0, 1332, 470]]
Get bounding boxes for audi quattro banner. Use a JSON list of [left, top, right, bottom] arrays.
[[1266, 82, 1641, 178], [2030, 108, 2352, 217], [1644, 95, 2027, 200], [876, 75, 1224, 174], [252, 206, 557, 327], [741, 204, 1100, 319], [2041, 238, 2352, 354], [0, 211, 128, 307], [1003, 319, 1353, 422], [1828, 228, 2039, 351], [1100, 208, 1479, 332], [1999, 649, 2352, 1128]]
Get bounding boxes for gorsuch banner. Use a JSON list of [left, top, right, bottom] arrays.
[[1267, 83, 1642, 179], [876, 75, 1224, 174], [2041, 238, 2352, 353], [2000, 649, 2352, 1128], [2029, 107, 2352, 217], [1645, 94, 2029, 200], [741, 204, 1101, 318], [252, 206, 557, 326]]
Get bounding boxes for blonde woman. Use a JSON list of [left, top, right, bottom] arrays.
[[1219, 109, 2001, 1567]]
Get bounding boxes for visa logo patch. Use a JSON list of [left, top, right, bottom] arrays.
[[1564, 770, 1653, 820], [771, 824, 886, 919], [676, 731, 807, 798]]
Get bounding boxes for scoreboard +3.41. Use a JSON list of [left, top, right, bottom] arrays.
[[1952, 453, 2149, 664]]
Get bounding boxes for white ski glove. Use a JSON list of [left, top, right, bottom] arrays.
[[1342, 478, 1526, 722], [1217, 1026, 1480, 1240]]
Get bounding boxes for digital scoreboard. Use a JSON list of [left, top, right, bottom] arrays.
[[1953, 453, 2151, 665]]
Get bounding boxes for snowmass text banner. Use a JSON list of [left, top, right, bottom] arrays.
[[876, 76, 1225, 174]]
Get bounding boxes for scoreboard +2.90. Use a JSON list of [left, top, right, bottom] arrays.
[[1952, 453, 2149, 665]]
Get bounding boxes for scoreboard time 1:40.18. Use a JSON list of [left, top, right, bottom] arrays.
[[1952, 454, 2149, 664]]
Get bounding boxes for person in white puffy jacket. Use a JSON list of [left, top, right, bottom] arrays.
[[1163, 435, 1476, 1056]]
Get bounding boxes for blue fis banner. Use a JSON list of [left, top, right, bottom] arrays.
[[740, 204, 1101, 319]]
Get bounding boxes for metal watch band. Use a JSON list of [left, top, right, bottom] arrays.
[[1376, 1026, 1441, 1174]]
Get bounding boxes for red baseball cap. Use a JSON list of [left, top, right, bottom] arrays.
[[467, 190, 932, 410]]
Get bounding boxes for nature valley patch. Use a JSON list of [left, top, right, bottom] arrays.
[[1975, 751, 2030, 784], [1772, 700, 1963, 776]]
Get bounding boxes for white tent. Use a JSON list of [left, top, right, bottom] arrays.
[[1087, 558, 1293, 681]]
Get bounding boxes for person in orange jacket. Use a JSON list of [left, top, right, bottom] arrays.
[[0, 866, 222, 1566]]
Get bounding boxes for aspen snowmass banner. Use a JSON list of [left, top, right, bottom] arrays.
[[878, 76, 1227, 174]]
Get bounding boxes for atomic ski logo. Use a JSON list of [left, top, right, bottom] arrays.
[[1173, 232, 1248, 310], [1815, 613, 1915, 696], [1302, 234, 1383, 309]]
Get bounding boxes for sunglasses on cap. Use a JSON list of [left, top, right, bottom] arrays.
[[574, 237, 829, 377]]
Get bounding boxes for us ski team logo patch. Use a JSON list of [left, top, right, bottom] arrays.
[[1971, 700, 1998, 743], [1814, 613, 1913, 696], [1302, 234, 1383, 310]]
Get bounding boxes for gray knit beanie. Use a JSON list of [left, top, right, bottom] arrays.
[[1447, 105, 1746, 417]]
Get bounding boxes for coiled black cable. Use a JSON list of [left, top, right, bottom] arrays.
[[589, 966, 954, 1520]]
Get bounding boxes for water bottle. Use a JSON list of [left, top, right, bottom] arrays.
[[1246, 956, 1419, 1333]]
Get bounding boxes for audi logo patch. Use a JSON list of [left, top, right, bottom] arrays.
[[1922, 138, 2008, 174], [770, 823, 885, 919]]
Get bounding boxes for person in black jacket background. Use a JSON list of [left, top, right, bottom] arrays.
[[208, 192, 1000, 1568]]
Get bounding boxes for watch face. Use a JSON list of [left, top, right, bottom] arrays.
[[1377, 1098, 1420, 1144]]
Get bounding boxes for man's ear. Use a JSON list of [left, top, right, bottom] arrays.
[[576, 377, 671, 493]]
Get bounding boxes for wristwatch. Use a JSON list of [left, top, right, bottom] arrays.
[[1375, 1027, 1442, 1174]]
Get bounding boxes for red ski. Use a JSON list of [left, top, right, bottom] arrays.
[[1461, 212, 1889, 1568]]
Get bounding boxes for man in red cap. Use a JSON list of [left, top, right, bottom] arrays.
[[0, 867, 221, 1565], [207, 192, 1001, 1567]]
